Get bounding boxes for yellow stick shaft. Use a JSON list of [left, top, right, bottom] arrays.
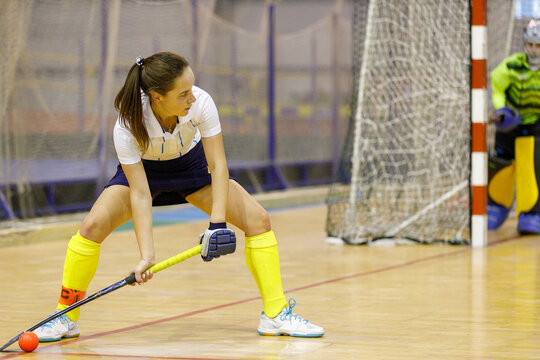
[[148, 244, 202, 274]]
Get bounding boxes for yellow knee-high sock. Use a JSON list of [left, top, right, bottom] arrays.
[[244, 231, 287, 318], [56, 231, 101, 321]]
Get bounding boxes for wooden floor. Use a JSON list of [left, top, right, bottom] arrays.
[[0, 204, 539, 359]]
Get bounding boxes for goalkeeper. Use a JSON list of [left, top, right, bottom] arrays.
[[488, 19, 540, 234]]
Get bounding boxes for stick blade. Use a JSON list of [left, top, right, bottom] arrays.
[[0, 332, 23, 352]]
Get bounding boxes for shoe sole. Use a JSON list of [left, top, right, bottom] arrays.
[[517, 224, 540, 234], [518, 228, 540, 235], [257, 330, 324, 338], [38, 333, 80, 343]]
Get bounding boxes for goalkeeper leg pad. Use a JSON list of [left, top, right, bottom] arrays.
[[487, 154, 515, 230], [515, 137, 540, 216], [515, 136, 540, 234], [487, 154, 515, 209]]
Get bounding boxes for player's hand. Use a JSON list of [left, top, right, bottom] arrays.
[[199, 222, 236, 262], [491, 106, 521, 132], [128, 258, 154, 285]]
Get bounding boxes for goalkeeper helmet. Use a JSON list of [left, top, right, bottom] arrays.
[[524, 19, 540, 70]]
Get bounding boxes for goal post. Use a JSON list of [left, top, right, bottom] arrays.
[[326, 0, 517, 245], [470, 0, 488, 247]]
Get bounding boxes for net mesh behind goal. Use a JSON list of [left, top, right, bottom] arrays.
[[326, 0, 518, 244]]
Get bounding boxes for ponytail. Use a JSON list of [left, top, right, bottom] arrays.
[[114, 63, 149, 152]]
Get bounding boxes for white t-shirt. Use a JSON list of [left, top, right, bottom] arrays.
[[113, 86, 221, 165]]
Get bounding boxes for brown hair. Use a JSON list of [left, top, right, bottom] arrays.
[[114, 52, 190, 151]]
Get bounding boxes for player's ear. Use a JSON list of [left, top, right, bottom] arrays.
[[151, 92, 161, 103]]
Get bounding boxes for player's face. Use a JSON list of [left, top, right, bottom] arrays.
[[160, 67, 197, 117], [526, 42, 540, 60]]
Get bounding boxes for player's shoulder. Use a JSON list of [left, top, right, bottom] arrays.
[[192, 85, 212, 102], [191, 85, 217, 116], [113, 117, 133, 138], [114, 117, 123, 130], [114, 117, 128, 130], [503, 52, 528, 69]]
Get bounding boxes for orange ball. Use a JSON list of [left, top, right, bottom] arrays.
[[18, 332, 39, 352]]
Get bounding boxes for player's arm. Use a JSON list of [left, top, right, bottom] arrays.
[[201, 133, 229, 223], [121, 161, 155, 283], [198, 133, 236, 262], [490, 60, 511, 110], [490, 60, 520, 131], [194, 91, 235, 261]]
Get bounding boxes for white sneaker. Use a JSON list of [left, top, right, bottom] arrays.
[[257, 298, 324, 337], [33, 312, 80, 342]]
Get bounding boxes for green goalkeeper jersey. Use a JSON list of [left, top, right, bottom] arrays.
[[491, 52, 540, 125]]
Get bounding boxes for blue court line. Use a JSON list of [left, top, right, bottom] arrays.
[[114, 202, 323, 232], [114, 207, 207, 232]]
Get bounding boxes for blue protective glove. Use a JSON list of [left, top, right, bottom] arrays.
[[199, 222, 236, 262], [492, 106, 521, 132]]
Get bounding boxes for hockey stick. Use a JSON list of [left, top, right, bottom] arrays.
[[0, 244, 202, 352]]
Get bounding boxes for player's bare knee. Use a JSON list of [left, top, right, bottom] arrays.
[[79, 216, 106, 243], [260, 209, 271, 231], [245, 207, 271, 235]]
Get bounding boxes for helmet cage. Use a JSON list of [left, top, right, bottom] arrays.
[[524, 19, 540, 45], [524, 19, 540, 69]]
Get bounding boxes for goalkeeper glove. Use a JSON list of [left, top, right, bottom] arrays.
[[492, 106, 521, 132]]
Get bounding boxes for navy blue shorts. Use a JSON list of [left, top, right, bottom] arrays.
[[105, 141, 211, 206]]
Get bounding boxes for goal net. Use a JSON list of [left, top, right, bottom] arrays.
[[326, 0, 518, 245]]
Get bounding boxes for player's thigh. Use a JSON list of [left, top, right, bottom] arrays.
[[186, 179, 270, 236], [80, 185, 132, 242]]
